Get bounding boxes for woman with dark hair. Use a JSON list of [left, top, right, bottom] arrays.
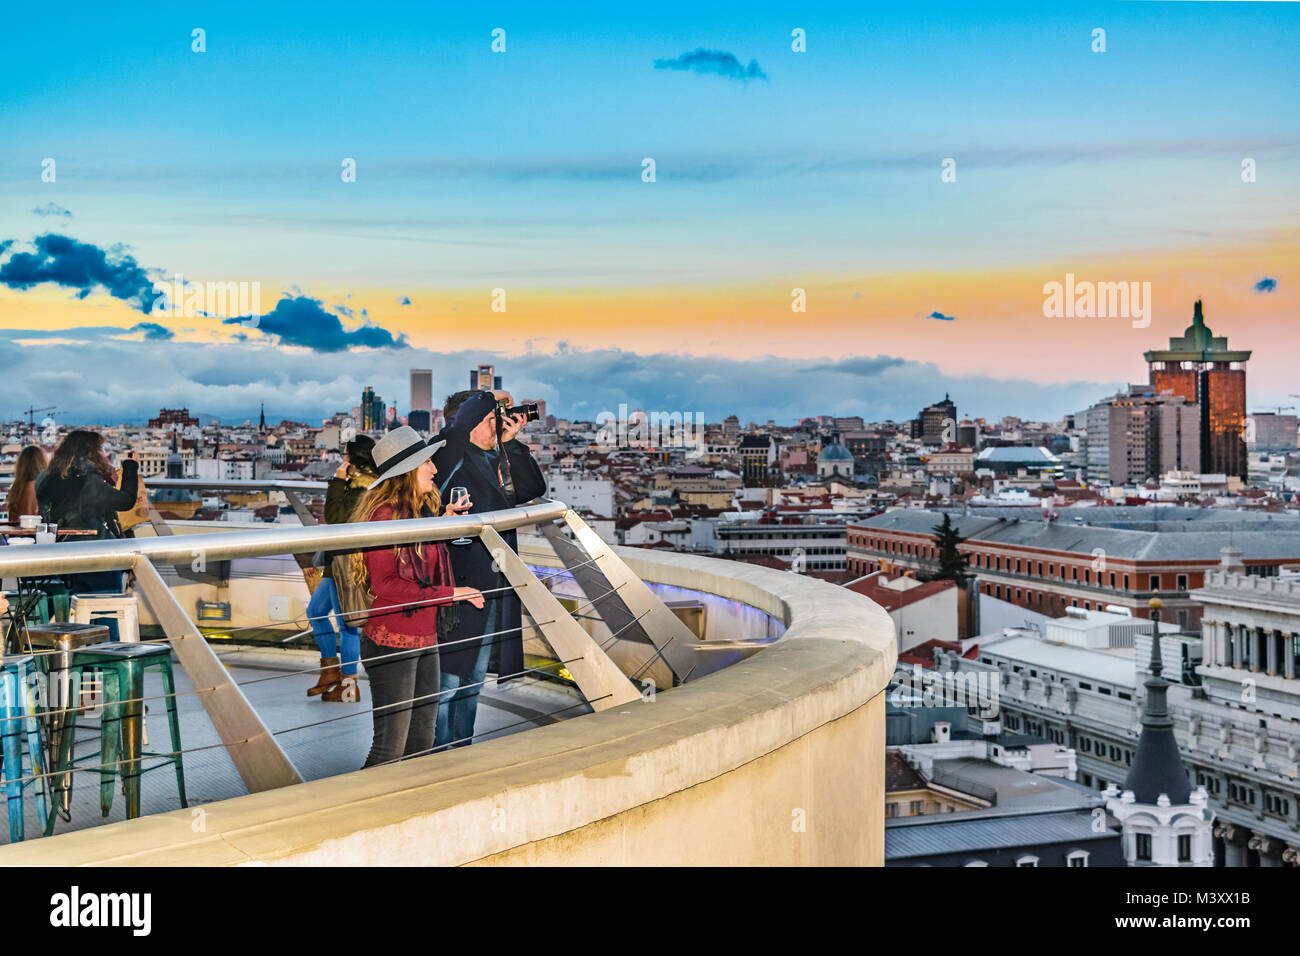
[[306, 435, 379, 702], [343, 426, 480, 766], [5, 445, 48, 521], [36, 430, 139, 592]]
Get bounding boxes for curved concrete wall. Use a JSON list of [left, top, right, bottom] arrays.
[[2, 546, 897, 866]]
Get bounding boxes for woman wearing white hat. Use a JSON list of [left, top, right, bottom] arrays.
[[343, 426, 483, 766]]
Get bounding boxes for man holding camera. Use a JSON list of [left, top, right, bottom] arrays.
[[429, 388, 546, 749]]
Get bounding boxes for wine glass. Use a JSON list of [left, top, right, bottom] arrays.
[[449, 487, 472, 545]]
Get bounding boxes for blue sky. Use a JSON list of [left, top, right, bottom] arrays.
[[1, 1, 1296, 424]]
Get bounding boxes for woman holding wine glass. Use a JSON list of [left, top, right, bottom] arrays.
[[342, 426, 483, 766]]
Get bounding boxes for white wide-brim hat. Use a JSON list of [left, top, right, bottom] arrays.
[[370, 426, 446, 487]]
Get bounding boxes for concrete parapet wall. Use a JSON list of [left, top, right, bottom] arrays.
[[2, 546, 896, 866]]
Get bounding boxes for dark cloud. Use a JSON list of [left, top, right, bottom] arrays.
[[131, 322, 174, 340], [0, 234, 157, 313], [33, 202, 72, 218], [223, 295, 407, 352], [654, 49, 767, 82], [1254, 277, 1277, 293], [398, 295, 412, 306], [928, 310, 957, 321]]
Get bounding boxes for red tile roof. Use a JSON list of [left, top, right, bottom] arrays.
[[845, 573, 955, 612]]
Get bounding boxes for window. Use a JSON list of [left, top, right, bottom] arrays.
[[1109, 572, 1116, 588], [1124, 574, 1130, 590], [1149, 574, 1160, 591], [1177, 574, 1188, 590], [1136, 833, 1152, 861], [1071, 567, 1078, 581], [1016, 855, 1039, 868], [1178, 835, 1191, 862], [909, 800, 923, 816], [886, 802, 898, 818], [1067, 850, 1090, 868]]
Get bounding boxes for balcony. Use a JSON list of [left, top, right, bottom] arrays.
[[0, 487, 896, 865]]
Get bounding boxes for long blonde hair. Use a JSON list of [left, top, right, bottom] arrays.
[[345, 469, 441, 590]]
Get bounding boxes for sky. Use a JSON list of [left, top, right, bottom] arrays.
[[0, 0, 1296, 426]]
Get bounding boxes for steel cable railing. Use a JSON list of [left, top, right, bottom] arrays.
[[0, 499, 669, 838]]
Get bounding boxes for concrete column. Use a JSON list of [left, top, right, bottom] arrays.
[[1286, 633, 1296, 680], [1231, 626, 1242, 669], [1224, 839, 1247, 867], [1267, 629, 1279, 676], [1206, 621, 1219, 667]]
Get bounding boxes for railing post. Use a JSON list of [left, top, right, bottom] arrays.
[[131, 555, 303, 792], [478, 526, 642, 709], [560, 510, 701, 673]]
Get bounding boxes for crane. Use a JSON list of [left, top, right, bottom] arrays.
[[19, 406, 59, 441]]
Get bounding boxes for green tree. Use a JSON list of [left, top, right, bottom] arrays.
[[930, 513, 969, 585]]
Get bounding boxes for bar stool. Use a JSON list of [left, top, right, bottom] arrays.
[[24, 623, 113, 823], [0, 654, 52, 841], [64, 642, 186, 820], [71, 593, 140, 644]]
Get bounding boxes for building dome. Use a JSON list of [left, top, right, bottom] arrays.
[[819, 443, 853, 461]]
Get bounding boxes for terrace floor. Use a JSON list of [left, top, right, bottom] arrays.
[[3, 646, 588, 847]]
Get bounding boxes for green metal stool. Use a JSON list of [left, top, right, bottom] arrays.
[[64, 642, 186, 821], [26, 622, 113, 827], [0, 655, 52, 841]]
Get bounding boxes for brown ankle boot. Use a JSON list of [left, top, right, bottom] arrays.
[[322, 673, 360, 703], [308, 657, 342, 697]]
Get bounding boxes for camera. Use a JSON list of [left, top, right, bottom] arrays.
[[495, 401, 540, 423]]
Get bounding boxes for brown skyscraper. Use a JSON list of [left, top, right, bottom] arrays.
[[1144, 301, 1250, 480]]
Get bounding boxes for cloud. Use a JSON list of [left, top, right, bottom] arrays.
[[0, 234, 158, 313], [0, 240, 13, 257], [224, 295, 408, 352], [398, 295, 411, 306], [0, 337, 1121, 427], [33, 202, 72, 218], [1254, 277, 1277, 293], [654, 49, 767, 82], [130, 322, 174, 341], [928, 310, 957, 321], [806, 356, 906, 377]]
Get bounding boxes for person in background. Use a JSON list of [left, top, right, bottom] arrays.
[[306, 436, 379, 702], [344, 426, 482, 766], [429, 389, 547, 750], [36, 431, 138, 593], [5, 446, 48, 522]]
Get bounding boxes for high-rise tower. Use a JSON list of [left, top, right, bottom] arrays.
[[1144, 301, 1250, 480]]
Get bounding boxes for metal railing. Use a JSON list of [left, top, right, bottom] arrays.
[[0, 499, 567, 577], [0, 497, 675, 801]]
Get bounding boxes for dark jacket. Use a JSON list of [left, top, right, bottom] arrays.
[[320, 466, 378, 578], [429, 390, 547, 680], [35, 458, 139, 540]]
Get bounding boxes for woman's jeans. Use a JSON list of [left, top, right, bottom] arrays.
[[308, 576, 359, 676], [434, 600, 498, 750], [359, 634, 441, 767]]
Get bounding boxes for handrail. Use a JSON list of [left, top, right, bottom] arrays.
[[0, 498, 569, 576], [146, 478, 331, 492]]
